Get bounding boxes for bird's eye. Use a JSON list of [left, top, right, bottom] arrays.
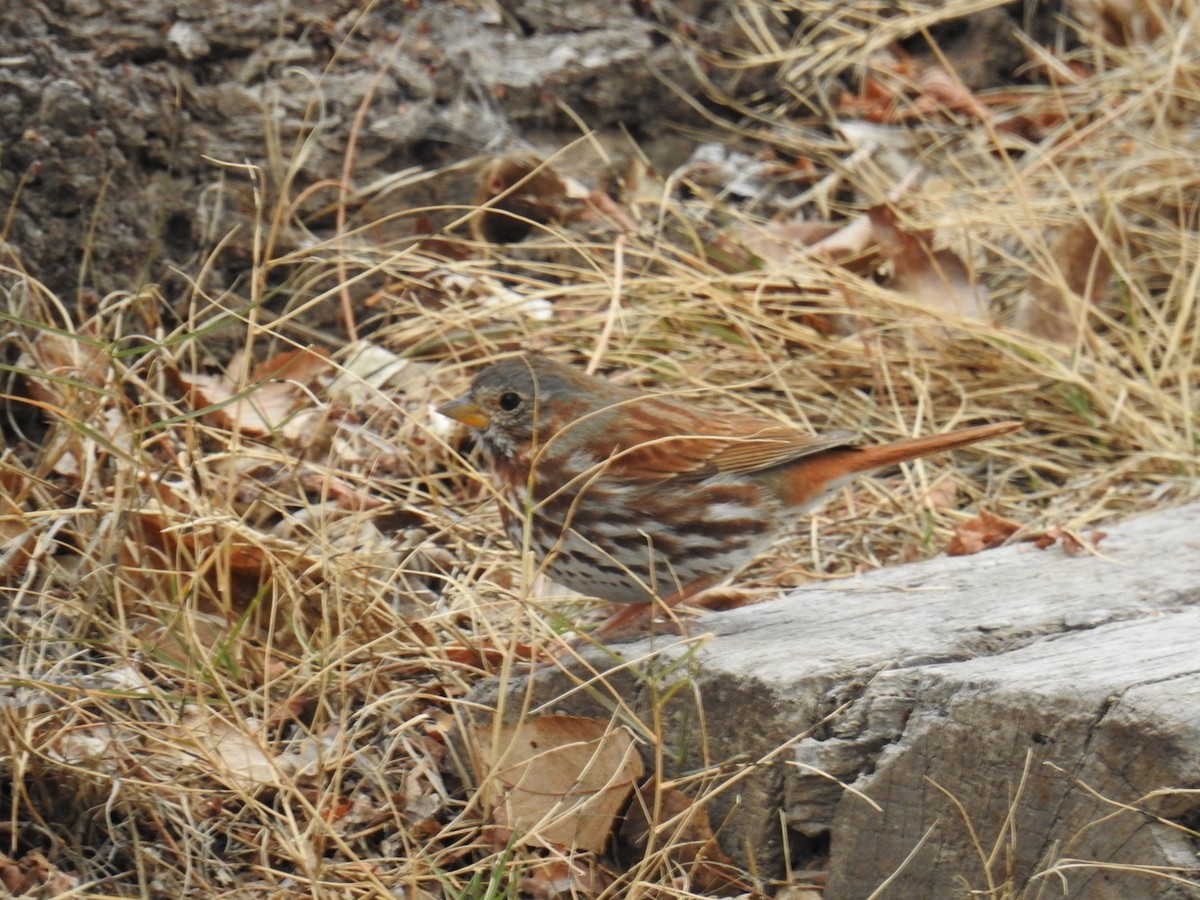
[[498, 391, 523, 412]]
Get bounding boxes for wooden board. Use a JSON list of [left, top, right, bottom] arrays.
[[473, 502, 1200, 897]]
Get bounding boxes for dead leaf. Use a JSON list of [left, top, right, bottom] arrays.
[[13, 325, 132, 477], [0, 466, 37, 580], [1014, 217, 1115, 344], [328, 340, 431, 408], [717, 219, 842, 269], [925, 476, 960, 511], [0, 850, 79, 896], [806, 213, 878, 263], [168, 709, 283, 790], [178, 346, 333, 435], [946, 510, 1022, 556], [1068, 0, 1168, 46], [913, 65, 993, 122], [868, 204, 985, 319], [838, 50, 994, 125], [519, 855, 615, 899], [837, 50, 912, 123], [251, 346, 332, 383], [17, 329, 109, 404], [1021, 526, 1107, 556], [471, 155, 629, 243], [675, 142, 800, 202], [621, 779, 750, 896], [473, 155, 573, 243], [437, 640, 535, 671], [472, 715, 643, 853]]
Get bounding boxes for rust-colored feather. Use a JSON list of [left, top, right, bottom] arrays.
[[439, 354, 1022, 636], [602, 403, 856, 481]]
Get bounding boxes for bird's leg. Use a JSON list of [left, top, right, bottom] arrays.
[[591, 577, 717, 642]]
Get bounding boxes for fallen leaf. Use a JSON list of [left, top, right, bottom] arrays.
[[912, 65, 993, 122], [718, 219, 842, 269], [925, 476, 960, 511], [17, 329, 109, 404], [687, 586, 757, 613], [519, 855, 614, 899], [621, 779, 749, 896], [438, 640, 535, 671], [1030, 531, 1058, 550], [838, 50, 995, 125], [1021, 527, 1107, 556], [471, 155, 628, 243], [0, 850, 79, 896], [328, 340, 430, 407], [45, 724, 122, 773], [868, 204, 985, 319], [169, 709, 283, 790], [1068, 0, 1168, 46], [946, 510, 1022, 556], [1014, 217, 1116, 344], [675, 142, 799, 201], [178, 347, 333, 435], [13, 325, 132, 478], [472, 715, 643, 853], [250, 346, 334, 384], [0, 466, 37, 579], [806, 213, 877, 262]]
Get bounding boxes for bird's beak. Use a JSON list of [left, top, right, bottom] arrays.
[[437, 395, 490, 429]]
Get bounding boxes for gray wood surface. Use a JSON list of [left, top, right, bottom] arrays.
[[476, 502, 1200, 897]]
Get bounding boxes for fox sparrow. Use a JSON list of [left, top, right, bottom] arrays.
[[439, 354, 1020, 639]]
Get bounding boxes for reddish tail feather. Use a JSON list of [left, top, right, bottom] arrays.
[[847, 421, 1023, 474]]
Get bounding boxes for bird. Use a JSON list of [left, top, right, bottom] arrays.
[[438, 353, 1021, 639]]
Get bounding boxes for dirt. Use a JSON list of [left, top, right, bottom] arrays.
[[0, 0, 1062, 313]]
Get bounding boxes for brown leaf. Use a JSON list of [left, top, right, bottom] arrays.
[[249, 346, 332, 383], [167, 709, 283, 790], [720, 219, 842, 268], [946, 510, 1022, 556], [471, 155, 626, 243], [178, 346, 333, 435], [439, 640, 535, 672], [17, 329, 109, 405], [1030, 531, 1059, 550], [0, 850, 79, 896], [472, 716, 643, 853], [925, 476, 960, 511], [0, 465, 37, 579], [621, 780, 750, 896], [1069, 0, 1168, 46], [14, 326, 131, 478], [1014, 217, 1115, 344], [519, 855, 614, 900], [837, 51, 995, 125], [913, 65, 992, 121], [868, 204, 985, 319], [837, 50, 912, 123], [806, 213, 877, 263], [1021, 526, 1107, 556], [328, 340, 437, 410]]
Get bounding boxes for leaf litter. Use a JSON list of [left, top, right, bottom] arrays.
[[1, 0, 1199, 896]]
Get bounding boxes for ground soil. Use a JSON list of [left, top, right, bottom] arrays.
[[0, 0, 1063, 317]]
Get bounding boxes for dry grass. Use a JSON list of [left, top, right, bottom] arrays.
[[1, 0, 1198, 896]]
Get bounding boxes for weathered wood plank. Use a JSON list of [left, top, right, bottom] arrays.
[[474, 503, 1200, 896]]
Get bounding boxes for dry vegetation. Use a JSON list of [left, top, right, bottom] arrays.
[[1, 0, 1198, 897]]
